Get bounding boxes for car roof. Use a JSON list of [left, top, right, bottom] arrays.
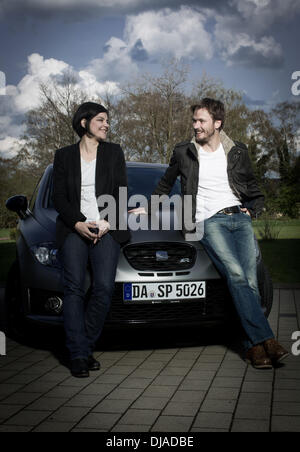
[[126, 162, 168, 169]]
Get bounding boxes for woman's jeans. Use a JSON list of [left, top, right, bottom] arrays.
[[61, 232, 120, 360], [199, 211, 274, 351]]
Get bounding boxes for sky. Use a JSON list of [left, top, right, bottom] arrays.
[[0, 0, 299, 159]]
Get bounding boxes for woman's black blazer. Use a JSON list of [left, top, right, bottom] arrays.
[[52, 141, 131, 249]]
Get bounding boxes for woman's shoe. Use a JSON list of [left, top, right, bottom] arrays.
[[88, 355, 101, 371], [70, 359, 89, 378]]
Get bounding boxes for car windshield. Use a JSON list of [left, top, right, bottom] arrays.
[[127, 167, 180, 199], [48, 165, 181, 209]]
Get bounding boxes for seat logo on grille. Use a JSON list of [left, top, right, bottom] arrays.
[[156, 251, 169, 261]]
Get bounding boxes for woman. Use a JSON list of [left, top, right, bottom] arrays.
[[53, 102, 131, 378]]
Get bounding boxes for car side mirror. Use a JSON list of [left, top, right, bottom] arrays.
[[6, 195, 28, 219]]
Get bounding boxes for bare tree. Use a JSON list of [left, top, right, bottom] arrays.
[[111, 59, 191, 164], [19, 72, 95, 176]]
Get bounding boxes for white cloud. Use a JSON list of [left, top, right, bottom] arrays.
[[215, 25, 283, 67], [0, 114, 25, 140], [86, 37, 139, 84], [0, 52, 124, 158], [214, 8, 284, 68], [232, 0, 300, 30], [10, 52, 122, 116], [0, 136, 26, 159], [14, 53, 70, 113], [124, 7, 213, 61], [0, 0, 211, 17]]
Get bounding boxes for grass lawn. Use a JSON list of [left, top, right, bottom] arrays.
[[0, 229, 11, 239], [0, 221, 299, 284], [259, 240, 300, 284]]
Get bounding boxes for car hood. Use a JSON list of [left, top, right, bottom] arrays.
[[37, 208, 200, 247]]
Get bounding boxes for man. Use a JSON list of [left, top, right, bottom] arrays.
[[130, 98, 288, 369]]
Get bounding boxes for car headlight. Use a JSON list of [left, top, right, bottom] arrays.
[[31, 244, 61, 268]]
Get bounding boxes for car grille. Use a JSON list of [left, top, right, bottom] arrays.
[[107, 280, 231, 324], [123, 242, 197, 271]]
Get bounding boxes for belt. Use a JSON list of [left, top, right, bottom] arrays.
[[217, 206, 241, 215]]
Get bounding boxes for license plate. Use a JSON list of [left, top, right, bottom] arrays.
[[123, 281, 206, 304]]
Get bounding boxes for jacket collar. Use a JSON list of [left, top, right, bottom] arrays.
[[190, 130, 235, 160]]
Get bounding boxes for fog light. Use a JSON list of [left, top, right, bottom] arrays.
[[45, 296, 63, 314]]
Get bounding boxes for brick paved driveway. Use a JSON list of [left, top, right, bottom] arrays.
[[0, 286, 299, 432]]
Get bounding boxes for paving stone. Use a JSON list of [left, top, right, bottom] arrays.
[[200, 399, 237, 414], [160, 367, 190, 377], [274, 379, 300, 390], [112, 424, 151, 432], [48, 406, 90, 423], [33, 421, 75, 432], [0, 425, 32, 432], [143, 385, 177, 399], [0, 288, 299, 432], [235, 403, 271, 420], [4, 410, 52, 426], [171, 390, 206, 404], [179, 379, 211, 391], [76, 412, 121, 431], [26, 397, 68, 411], [151, 416, 194, 432], [238, 392, 272, 405], [193, 412, 232, 430], [132, 397, 169, 410], [211, 377, 243, 388], [231, 419, 269, 432], [273, 390, 300, 402], [205, 387, 240, 400], [272, 402, 300, 416], [118, 409, 160, 426], [152, 375, 185, 387], [241, 381, 273, 393], [106, 387, 144, 401], [64, 394, 105, 408], [119, 378, 153, 389], [1, 392, 41, 406], [93, 399, 133, 414], [272, 416, 300, 432], [0, 404, 24, 421], [163, 402, 200, 417]]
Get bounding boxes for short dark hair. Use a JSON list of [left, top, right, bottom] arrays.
[[72, 102, 109, 138], [191, 98, 225, 131]]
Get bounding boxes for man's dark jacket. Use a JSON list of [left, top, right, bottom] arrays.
[[52, 141, 131, 249], [148, 131, 264, 236]]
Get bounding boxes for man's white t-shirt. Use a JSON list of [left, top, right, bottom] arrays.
[[195, 143, 241, 223], [80, 158, 100, 223]]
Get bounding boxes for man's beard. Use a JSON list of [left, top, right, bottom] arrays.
[[195, 128, 216, 145]]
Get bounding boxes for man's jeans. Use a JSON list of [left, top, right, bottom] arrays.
[[61, 232, 120, 360], [199, 211, 274, 351]]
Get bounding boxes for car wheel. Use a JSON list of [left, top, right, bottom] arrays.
[[4, 260, 27, 339], [257, 261, 273, 318]]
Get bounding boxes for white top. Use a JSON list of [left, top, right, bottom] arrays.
[[80, 158, 100, 223], [195, 143, 241, 223]]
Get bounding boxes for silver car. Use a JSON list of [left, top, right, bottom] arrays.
[[4, 162, 273, 335]]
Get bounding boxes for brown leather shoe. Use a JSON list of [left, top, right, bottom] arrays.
[[263, 339, 289, 364], [245, 344, 272, 369]]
